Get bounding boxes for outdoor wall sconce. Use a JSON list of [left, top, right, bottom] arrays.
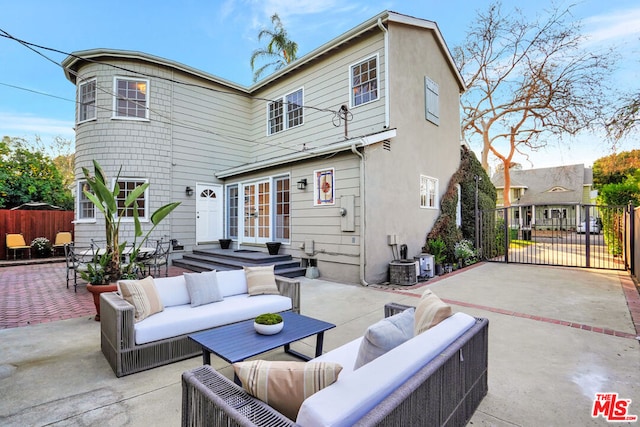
[[297, 179, 308, 190], [185, 186, 194, 197]]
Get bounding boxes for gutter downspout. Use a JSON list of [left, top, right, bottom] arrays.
[[352, 141, 369, 286], [377, 18, 390, 129]]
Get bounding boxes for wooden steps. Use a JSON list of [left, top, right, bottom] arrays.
[[172, 248, 306, 278]]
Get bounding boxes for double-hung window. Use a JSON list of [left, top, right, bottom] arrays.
[[114, 77, 149, 119], [268, 88, 303, 135], [77, 181, 95, 221], [115, 179, 148, 220], [78, 79, 97, 123], [420, 175, 438, 209], [351, 55, 378, 107]]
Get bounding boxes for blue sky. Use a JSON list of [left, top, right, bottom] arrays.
[[1, 0, 638, 169]]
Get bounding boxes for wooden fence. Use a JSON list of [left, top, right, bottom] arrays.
[[1, 210, 75, 259]]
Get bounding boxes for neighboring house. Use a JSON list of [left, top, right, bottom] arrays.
[[491, 164, 596, 230], [61, 11, 465, 284]]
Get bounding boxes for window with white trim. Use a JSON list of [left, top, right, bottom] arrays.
[[273, 176, 290, 242], [351, 55, 378, 107], [227, 185, 239, 239], [420, 175, 438, 209], [114, 77, 149, 119], [115, 179, 148, 220], [267, 88, 303, 135], [425, 76, 439, 125], [78, 79, 96, 123], [77, 180, 95, 221]]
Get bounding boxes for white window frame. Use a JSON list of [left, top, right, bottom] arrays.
[[425, 76, 439, 125], [76, 180, 96, 222], [78, 78, 97, 123], [266, 87, 304, 135], [350, 54, 379, 108], [113, 77, 149, 120], [420, 175, 439, 209], [273, 175, 291, 242], [113, 178, 149, 222]]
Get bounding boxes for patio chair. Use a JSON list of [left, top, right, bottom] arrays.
[[64, 243, 93, 292], [142, 238, 171, 277], [6, 233, 31, 260], [52, 231, 73, 256]]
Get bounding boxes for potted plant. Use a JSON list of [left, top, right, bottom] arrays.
[[31, 237, 52, 258], [81, 160, 181, 320], [454, 239, 476, 268], [218, 238, 232, 249], [427, 238, 447, 276], [266, 241, 281, 255], [253, 312, 284, 335]]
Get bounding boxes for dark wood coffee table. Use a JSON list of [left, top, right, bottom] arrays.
[[188, 311, 336, 365]]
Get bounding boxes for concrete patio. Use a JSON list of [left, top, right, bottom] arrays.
[[0, 261, 638, 426]]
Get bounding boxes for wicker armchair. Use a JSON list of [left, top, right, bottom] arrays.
[[182, 303, 489, 426]]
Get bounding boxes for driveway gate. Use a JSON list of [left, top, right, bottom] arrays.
[[478, 204, 627, 270]]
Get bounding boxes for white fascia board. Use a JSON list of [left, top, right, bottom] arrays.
[[215, 128, 397, 179]]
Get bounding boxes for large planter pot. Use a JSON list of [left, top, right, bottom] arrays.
[[86, 283, 118, 321], [219, 239, 232, 249], [266, 242, 281, 255]]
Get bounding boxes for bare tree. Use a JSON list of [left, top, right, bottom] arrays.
[[455, 2, 615, 206]]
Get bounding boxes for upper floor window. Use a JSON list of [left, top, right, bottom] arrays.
[[424, 76, 439, 125], [115, 179, 148, 220], [351, 55, 378, 107], [268, 88, 303, 135], [78, 79, 97, 123], [77, 181, 95, 221], [420, 175, 438, 209], [114, 77, 149, 119]]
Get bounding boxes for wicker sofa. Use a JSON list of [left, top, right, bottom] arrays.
[[181, 302, 489, 426], [100, 270, 300, 377]]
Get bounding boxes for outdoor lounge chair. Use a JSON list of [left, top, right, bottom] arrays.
[[52, 231, 73, 256], [6, 233, 31, 260]]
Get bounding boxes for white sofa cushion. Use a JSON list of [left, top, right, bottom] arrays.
[[133, 293, 292, 344], [297, 312, 476, 427], [216, 269, 248, 297], [153, 275, 191, 307]]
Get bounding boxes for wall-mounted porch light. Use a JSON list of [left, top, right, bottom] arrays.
[[185, 186, 194, 197], [297, 178, 308, 190]]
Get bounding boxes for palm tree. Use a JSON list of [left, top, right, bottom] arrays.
[[250, 14, 298, 82]]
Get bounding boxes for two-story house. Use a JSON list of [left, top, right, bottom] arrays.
[[62, 11, 465, 284], [491, 164, 596, 230]]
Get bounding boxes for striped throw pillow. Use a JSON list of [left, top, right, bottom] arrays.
[[414, 289, 452, 335], [244, 265, 279, 296], [118, 276, 164, 322], [233, 360, 342, 420]]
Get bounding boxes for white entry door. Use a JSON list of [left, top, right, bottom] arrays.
[[242, 181, 271, 244], [196, 183, 223, 244]]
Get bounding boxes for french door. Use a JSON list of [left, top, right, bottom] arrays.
[[242, 181, 271, 244]]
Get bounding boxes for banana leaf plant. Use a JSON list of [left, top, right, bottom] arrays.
[[81, 160, 180, 284]]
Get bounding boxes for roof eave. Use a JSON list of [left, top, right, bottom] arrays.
[[215, 128, 397, 179]]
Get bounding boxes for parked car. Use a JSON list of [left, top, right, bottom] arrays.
[[577, 217, 601, 234]]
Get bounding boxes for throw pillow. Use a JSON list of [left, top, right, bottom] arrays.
[[184, 270, 223, 307], [353, 307, 415, 369], [414, 289, 453, 335], [118, 276, 164, 322], [244, 265, 279, 296], [233, 360, 342, 421]]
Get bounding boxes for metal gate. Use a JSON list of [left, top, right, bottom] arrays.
[[478, 204, 627, 270]]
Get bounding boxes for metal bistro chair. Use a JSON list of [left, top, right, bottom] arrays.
[[143, 238, 171, 277], [64, 243, 93, 292]]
